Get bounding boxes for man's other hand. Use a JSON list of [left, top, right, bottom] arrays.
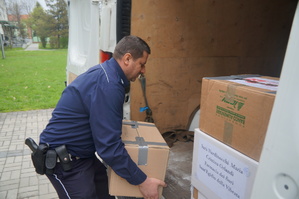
[[138, 177, 167, 199]]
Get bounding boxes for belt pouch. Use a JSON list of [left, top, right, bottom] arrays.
[[31, 144, 48, 175], [55, 145, 72, 171], [45, 149, 57, 174]]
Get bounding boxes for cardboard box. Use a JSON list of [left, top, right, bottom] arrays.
[[199, 75, 278, 161], [108, 120, 169, 198], [191, 129, 258, 199]]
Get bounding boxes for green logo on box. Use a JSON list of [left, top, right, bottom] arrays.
[[216, 106, 246, 125], [221, 97, 244, 111]]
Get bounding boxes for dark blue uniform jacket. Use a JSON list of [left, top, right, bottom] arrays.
[[39, 58, 146, 185]]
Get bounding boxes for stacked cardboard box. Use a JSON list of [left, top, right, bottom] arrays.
[[108, 120, 169, 198], [191, 75, 279, 199], [200, 75, 278, 161]]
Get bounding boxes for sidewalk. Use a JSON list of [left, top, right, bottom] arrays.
[[24, 43, 54, 51], [24, 43, 39, 51], [0, 109, 58, 199]]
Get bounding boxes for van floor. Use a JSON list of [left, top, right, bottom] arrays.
[[163, 141, 194, 199]]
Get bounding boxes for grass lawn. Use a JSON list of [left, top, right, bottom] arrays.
[[0, 48, 67, 112]]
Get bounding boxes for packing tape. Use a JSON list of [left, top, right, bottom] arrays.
[[123, 137, 168, 165], [122, 121, 166, 165], [225, 83, 237, 103], [123, 121, 156, 129], [223, 121, 233, 145], [224, 82, 247, 103], [136, 137, 148, 165]]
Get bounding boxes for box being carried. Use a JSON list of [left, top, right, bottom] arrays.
[[200, 75, 278, 161], [191, 128, 258, 199], [108, 120, 169, 198]]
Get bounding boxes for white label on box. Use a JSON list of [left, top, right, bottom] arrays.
[[196, 138, 252, 199], [229, 77, 278, 91]]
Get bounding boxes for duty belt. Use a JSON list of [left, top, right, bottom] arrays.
[[25, 138, 75, 175]]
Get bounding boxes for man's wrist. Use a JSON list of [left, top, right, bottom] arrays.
[[126, 169, 147, 185]]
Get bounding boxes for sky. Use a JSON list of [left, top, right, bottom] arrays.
[[37, 0, 47, 9]]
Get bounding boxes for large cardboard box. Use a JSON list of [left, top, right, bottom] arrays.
[[108, 120, 169, 198], [191, 128, 258, 199], [200, 75, 278, 161]]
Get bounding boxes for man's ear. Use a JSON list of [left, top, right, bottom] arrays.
[[123, 53, 131, 66]]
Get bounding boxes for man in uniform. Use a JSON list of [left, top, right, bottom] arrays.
[[39, 35, 166, 199]]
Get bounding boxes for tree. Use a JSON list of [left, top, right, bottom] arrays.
[[22, 0, 37, 15], [25, 2, 52, 48], [5, 0, 36, 40], [45, 0, 68, 48]]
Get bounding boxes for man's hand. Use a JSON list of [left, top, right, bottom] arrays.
[[138, 177, 167, 199]]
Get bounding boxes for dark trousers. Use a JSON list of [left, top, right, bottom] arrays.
[[46, 156, 115, 199]]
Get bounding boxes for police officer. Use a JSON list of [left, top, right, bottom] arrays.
[[39, 35, 167, 199]]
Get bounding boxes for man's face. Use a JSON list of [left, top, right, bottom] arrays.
[[126, 51, 149, 82]]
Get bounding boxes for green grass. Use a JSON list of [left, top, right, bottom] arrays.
[[0, 48, 67, 112]]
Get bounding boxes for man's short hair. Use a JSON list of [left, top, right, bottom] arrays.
[[113, 35, 151, 60]]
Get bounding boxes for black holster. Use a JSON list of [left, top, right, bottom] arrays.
[[29, 143, 73, 175], [31, 143, 49, 175]]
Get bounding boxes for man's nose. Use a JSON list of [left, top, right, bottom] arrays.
[[141, 67, 146, 74]]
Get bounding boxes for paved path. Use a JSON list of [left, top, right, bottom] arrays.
[[24, 43, 54, 51], [0, 109, 58, 199], [24, 43, 39, 51]]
